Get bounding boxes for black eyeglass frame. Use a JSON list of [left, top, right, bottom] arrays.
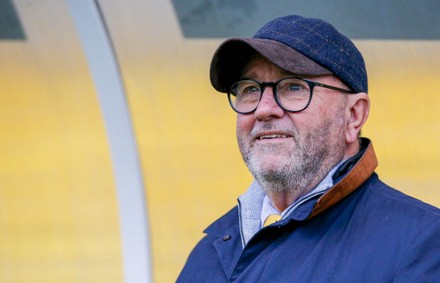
[[227, 76, 356, 114]]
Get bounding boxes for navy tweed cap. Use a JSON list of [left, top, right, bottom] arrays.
[[210, 15, 368, 94]]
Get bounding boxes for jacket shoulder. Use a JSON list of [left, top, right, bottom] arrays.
[[367, 175, 440, 218]]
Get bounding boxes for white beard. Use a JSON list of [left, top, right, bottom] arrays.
[[238, 107, 346, 198]]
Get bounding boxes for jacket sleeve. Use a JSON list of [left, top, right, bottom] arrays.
[[392, 217, 440, 283]]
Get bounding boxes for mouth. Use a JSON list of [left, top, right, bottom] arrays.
[[254, 132, 293, 142], [257, 134, 290, 140]]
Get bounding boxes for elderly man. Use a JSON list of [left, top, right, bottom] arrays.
[[177, 15, 440, 282]]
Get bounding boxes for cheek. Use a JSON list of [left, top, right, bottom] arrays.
[[290, 101, 345, 135], [236, 115, 254, 137]]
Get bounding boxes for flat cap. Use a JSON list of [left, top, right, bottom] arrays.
[[210, 15, 368, 94]]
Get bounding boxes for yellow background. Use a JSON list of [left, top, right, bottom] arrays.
[[1, 1, 439, 282]]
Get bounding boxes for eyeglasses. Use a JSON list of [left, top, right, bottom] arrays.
[[228, 76, 355, 114]]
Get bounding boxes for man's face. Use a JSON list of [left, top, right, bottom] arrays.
[[236, 55, 350, 196]]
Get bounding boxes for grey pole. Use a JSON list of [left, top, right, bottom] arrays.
[[65, 0, 152, 282]]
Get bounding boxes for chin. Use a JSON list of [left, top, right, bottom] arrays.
[[248, 156, 288, 174]]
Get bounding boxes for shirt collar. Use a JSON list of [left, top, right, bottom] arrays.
[[239, 158, 346, 246], [260, 159, 345, 228]]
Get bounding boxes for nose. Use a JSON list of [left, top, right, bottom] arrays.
[[254, 86, 285, 120]]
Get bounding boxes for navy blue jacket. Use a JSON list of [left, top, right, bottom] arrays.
[[178, 141, 440, 282]]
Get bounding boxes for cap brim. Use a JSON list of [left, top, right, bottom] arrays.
[[209, 38, 332, 93]]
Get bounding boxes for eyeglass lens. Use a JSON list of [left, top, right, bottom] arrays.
[[228, 78, 311, 113]]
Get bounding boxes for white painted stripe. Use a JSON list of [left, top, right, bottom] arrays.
[[65, 1, 152, 282]]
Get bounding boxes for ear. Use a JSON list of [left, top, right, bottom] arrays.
[[345, 93, 370, 144]]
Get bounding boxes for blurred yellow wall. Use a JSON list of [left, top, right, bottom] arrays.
[[0, 1, 122, 282], [361, 40, 440, 203], [1, 1, 439, 283]]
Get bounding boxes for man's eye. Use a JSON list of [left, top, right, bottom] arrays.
[[287, 83, 304, 92], [242, 85, 259, 94]]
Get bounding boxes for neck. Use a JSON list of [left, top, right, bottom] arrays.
[[265, 191, 298, 212]]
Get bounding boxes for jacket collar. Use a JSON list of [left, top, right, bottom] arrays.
[[307, 138, 378, 219]]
